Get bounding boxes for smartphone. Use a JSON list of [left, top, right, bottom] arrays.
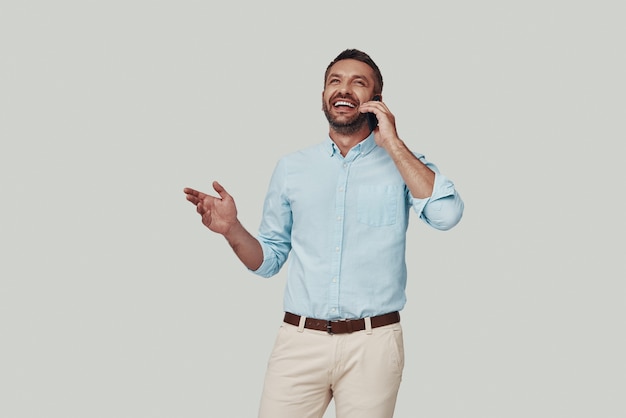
[[367, 95, 382, 131]]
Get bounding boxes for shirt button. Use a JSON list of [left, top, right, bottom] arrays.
[[336, 216, 342, 221], [335, 247, 340, 252], [331, 308, 336, 313], [332, 277, 337, 283], [338, 187, 344, 192]]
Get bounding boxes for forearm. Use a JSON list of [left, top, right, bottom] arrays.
[[223, 221, 264, 271], [383, 138, 435, 198]]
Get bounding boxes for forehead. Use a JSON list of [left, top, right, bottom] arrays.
[[326, 59, 375, 81]]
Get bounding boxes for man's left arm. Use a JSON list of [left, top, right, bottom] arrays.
[[381, 137, 435, 199], [362, 99, 436, 198], [361, 99, 464, 230]]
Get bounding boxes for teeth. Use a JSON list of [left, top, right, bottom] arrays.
[[334, 101, 355, 108]]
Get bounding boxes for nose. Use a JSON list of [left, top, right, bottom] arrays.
[[338, 81, 352, 95]]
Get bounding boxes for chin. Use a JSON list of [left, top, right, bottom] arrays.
[[329, 118, 368, 135], [324, 110, 367, 133]]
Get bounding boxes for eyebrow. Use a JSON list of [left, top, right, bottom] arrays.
[[327, 73, 370, 83]]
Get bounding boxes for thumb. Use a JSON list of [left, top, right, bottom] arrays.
[[212, 181, 230, 199]]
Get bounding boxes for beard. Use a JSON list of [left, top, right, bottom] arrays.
[[322, 101, 368, 135]]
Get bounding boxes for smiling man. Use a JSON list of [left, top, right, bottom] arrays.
[[184, 49, 464, 418]]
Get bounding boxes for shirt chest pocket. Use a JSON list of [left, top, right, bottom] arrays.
[[357, 185, 398, 226]]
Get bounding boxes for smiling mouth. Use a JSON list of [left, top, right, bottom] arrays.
[[333, 100, 356, 108]]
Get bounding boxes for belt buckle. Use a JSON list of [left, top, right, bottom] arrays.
[[327, 319, 353, 334]]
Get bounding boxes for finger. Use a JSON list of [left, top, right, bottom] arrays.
[[201, 210, 212, 226], [359, 102, 381, 114], [212, 181, 231, 200], [184, 187, 209, 200], [185, 194, 200, 205]]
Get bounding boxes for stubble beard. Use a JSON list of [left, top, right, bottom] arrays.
[[323, 102, 368, 135]]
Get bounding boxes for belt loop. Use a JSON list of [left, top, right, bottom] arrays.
[[297, 315, 306, 333], [364, 317, 372, 335]]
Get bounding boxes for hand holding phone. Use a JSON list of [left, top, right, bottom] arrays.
[[367, 95, 382, 131]]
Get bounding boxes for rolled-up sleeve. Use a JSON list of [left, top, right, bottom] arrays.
[[251, 159, 293, 278], [410, 159, 464, 231]]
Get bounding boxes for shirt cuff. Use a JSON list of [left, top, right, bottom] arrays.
[[249, 241, 278, 278], [410, 172, 457, 217]]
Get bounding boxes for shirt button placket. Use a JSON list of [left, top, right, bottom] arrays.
[[329, 159, 350, 317]]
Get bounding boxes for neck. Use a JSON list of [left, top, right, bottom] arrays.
[[329, 125, 371, 156]]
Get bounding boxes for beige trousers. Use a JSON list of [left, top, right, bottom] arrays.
[[258, 319, 404, 418]]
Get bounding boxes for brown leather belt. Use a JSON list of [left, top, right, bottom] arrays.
[[283, 311, 400, 334]]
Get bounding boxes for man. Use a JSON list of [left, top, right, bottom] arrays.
[[184, 49, 464, 418]]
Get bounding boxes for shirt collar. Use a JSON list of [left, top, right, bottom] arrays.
[[325, 132, 377, 157]]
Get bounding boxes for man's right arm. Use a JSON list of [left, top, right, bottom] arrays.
[[222, 220, 264, 271], [184, 181, 263, 270]]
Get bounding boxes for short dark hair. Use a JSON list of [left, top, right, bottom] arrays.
[[324, 49, 383, 94]]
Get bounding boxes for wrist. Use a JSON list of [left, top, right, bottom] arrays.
[[382, 136, 404, 152], [223, 219, 243, 241]]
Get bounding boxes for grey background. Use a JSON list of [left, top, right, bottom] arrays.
[[1, 1, 624, 417]]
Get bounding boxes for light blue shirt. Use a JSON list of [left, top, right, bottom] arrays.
[[253, 133, 464, 320]]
